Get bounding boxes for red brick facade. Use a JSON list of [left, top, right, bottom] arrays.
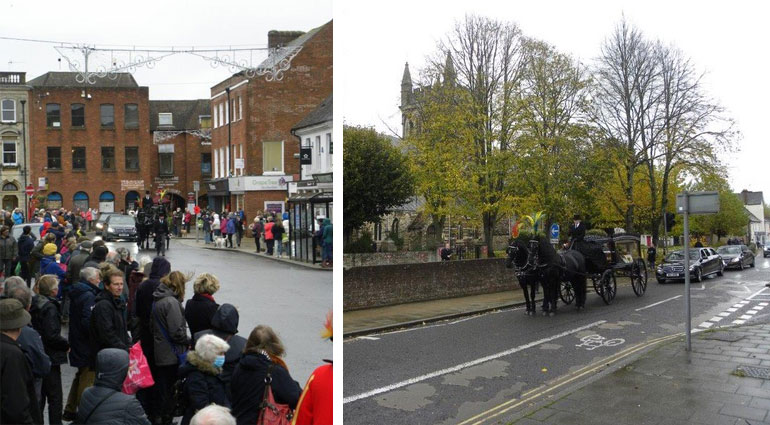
[[28, 84, 153, 212], [209, 20, 332, 218]]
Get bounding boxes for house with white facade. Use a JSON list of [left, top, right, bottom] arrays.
[[0, 72, 31, 215], [737, 190, 765, 245]]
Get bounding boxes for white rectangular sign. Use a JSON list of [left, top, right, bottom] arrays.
[[234, 158, 244, 169], [243, 175, 294, 191]]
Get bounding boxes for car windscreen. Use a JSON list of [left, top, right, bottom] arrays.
[[665, 251, 699, 261], [108, 216, 135, 225], [717, 246, 741, 255]]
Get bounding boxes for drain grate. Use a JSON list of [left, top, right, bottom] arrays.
[[701, 332, 744, 342], [735, 366, 770, 379]]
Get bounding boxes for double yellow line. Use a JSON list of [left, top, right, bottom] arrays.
[[456, 333, 683, 425]]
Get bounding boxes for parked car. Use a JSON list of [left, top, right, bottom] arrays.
[[717, 245, 755, 270], [10, 222, 73, 241], [101, 215, 138, 242], [764, 244, 770, 258], [94, 212, 120, 235], [656, 247, 723, 284]]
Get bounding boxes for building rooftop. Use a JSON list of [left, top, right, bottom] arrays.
[[27, 72, 140, 88], [292, 94, 332, 131], [149, 99, 211, 131]]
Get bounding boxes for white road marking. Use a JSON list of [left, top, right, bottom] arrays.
[[718, 312, 731, 317], [760, 303, 769, 306], [635, 295, 682, 312], [710, 316, 723, 322], [342, 320, 607, 404], [699, 322, 714, 328], [747, 287, 768, 300], [727, 308, 738, 312], [733, 320, 746, 325], [747, 310, 758, 315], [376, 322, 447, 336], [740, 315, 753, 320], [357, 336, 380, 341], [450, 316, 480, 325]]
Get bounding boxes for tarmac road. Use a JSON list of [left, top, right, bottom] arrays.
[[343, 255, 770, 425]]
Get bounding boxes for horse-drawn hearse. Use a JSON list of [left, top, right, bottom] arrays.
[[506, 231, 648, 316]]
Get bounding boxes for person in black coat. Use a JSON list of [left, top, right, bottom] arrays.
[[194, 303, 247, 401], [1, 298, 44, 425], [178, 334, 231, 425], [30, 275, 71, 425], [185, 273, 221, 345], [88, 267, 130, 368], [17, 226, 37, 287], [568, 214, 586, 248], [231, 325, 301, 425], [154, 214, 169, 256], [77, 348, 150, 424]]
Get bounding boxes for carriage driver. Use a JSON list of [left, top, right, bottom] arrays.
[[567, 214, 586, 249]]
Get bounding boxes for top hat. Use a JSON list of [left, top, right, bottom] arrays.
[[573, 214, 582, 221]]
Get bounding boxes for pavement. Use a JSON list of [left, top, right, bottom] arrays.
[[345, 277, 770, 424]]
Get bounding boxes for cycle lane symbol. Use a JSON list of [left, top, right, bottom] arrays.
[[576, 334, 625, 351]]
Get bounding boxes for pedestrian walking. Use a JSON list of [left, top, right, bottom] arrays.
[[647, 244, 657, 270], [194, 304, 246, 401], [178, 334, 231, 425], [30, 274, 70, 425], [1, 298, 44, 425], [273, 219, 285, 258], [231, 325, 301, 425], [264, 217, 275, 256], [76, 348, 151, 424], [155, 213, 169, 257], [18, 226, 37, 287], [225, 213, 235, 248], [62, 267, 101, 421], [235, 215, 244, 248], [202, 212, 212, 244], [184, 210, 192, 234], [250, 218, 263, 253], [174, 208, 184, 237], [0, 225, 18, 278], [322, 218, 333, 268], [185, 273, 220, 345], [152, 271, 191, 425]]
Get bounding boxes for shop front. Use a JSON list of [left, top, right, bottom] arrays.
[[288, 191, 332, 264], [206, 179, 230, 213]]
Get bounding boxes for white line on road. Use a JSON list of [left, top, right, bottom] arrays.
[[719, 312, 731, 317], [710, 316, 723, 322], [761, 303, 769, 307], [747, 287, 768, 300], [342, 320, 607, 404], [733, 320, 746, 325], [740, 315, 753, 320], [357, 336, 380, 341], [747, 310, 758, 315], [450, 316, 480, 325], [699, 322, 714, 328], [635, 295, 682, 312], [728, 308, 738, 312]]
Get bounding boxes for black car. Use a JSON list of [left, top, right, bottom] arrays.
[[102, 215, 138, 242], [764, 244, 770, 258], [717, 245, 755, 270], [94, 212, 121, 235], [656, 247, 723, 284]]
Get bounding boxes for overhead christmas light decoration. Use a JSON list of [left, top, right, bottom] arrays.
[[54, 45, 175, 85], [188, 45, 303, 81], [153, 129, 212, 144]]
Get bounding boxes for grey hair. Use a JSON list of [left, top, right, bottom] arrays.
[[5, 278, 32, 308], [105, 251, 120, 265], [116, 247, 130, 262], [137, 255, 152, 271], [190, 404, 236, 425], [194, 334, 230, 363], [80, 267, 100, 282]]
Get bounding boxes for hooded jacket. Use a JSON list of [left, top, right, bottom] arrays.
[[178, 351, 230, 425], [231, 352, 301, 425], [30, 294, 70, 365], [77, 348, 150, 424], [17, 233, 36, 262], [194, 304, 247, 399], [68, 279, 102, 367], [41, 255, 67, 284], [89, 290, 130, 367], [83, 246, 108, 270], [67, 249, 91, 285], [12, 211, 23, 224], [151, 283, 189, 366]]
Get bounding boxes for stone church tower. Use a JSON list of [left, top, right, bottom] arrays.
[[399, 53, 457, 139]]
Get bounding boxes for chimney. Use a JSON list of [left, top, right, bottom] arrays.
[[267, 31, 305, 49]]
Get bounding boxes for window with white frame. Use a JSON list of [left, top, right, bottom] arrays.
[[238, 97, 242, 121], [219, 104, 224, 127], [158, 113, 173, 126], [315, 135, 321, 172], [2, 138, 17, 165], [213, 107, 218, 128], [327, 132, 332, 168], [263, 141, 283, 173], [1, 99, 15, 123], [213, 149, 219, 178], [220, 147, 226, 177], [225, 100, 229, 124]]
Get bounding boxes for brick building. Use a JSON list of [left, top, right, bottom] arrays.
[[149, 100, 211, 210], [0, 72, 31, 214], [209, 20, 332, 219], [27, 72, 153, 213]]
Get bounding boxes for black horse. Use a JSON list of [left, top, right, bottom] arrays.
[[505, 238, 541, 315], [507, 236, 589, 315]]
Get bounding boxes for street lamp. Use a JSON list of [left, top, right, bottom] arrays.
[[225, 87, 232, 212], [20, 98, 28, 218]]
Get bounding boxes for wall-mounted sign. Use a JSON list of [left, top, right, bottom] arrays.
[[242, 175, 294, 191], [234, 158, 244, 169], [300, 148, 312, 165], [121, 180, 145, 191], [38, 177, 47, 189], [158, 144, 175, 153], [154, 176, 179, 188]]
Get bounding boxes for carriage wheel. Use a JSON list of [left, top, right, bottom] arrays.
[[599, 269, 617, 305], [631, 259, 648, 297], [560, 281, 575, 305]]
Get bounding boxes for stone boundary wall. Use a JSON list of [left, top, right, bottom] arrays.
[[344, 258, 518, 311], [343, 251, 438, 268]]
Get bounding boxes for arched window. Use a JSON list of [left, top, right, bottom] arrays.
[[2, 182, 18, 191], [47, 192, 63, 209], [125, 191, 140, 210], [73, 191, 89, 211], [99, 191, 115, 213], [99, 191, 115, 201], [391, 218, 400, 239]]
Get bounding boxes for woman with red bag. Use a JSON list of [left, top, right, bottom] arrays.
[[230, 325, 301, 425]]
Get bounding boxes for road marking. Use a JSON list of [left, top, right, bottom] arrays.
[[747, 287, 767, 300], [450, 316, 480, 325], [342, 320, 606, 404], [747, 310, 758, 315], [718, 312, 731, 317], [376, 322, 447, 336], [635, 295, 682, 312], [728, 308, 738, 312], [761, 303, 769, 306], [710, 316, 723, 322], [740, 315, 752, 320], [733, 320, 746, 325], [356, 336, 380, 341], [699, 322, 714, 328], [459, 333, 681, 425]]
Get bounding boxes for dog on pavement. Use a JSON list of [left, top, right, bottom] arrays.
[[214, 236, 226, 248]]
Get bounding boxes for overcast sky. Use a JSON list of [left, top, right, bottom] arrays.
[[1, 0, 332, 99], [341, 0, 770, 200]]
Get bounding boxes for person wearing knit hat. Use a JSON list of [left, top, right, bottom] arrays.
[[43, 243, 58, 257], [1, 298, 44, 424]]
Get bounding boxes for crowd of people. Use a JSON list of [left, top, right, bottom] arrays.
[[0, 209, 333, 425]]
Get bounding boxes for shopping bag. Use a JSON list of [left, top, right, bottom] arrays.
[[122, 342, 155, 395]]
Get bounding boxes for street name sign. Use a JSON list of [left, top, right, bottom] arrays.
[[676, 191, 720, 214]]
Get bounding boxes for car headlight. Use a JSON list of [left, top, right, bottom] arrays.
[[107, 227, 114, 233], [689, 265, 696, 271], [96, 223, 103, 229], [731, 257, 740, 263]]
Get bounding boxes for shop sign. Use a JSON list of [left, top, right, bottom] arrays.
[[121, 180, 145, 191], [154, 176, 179, 188], [243, 175, 294, 191]]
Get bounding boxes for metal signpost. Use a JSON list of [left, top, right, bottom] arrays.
[[193, 180, 200, 243], [676, 191, 720, 351]]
